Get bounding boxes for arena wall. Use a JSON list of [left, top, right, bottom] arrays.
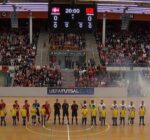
[[0, 87, 127, 97]]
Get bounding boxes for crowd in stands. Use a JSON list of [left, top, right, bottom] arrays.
[[49, 33, 86, 50], [0, 25, 62, 87], [13, 63, 62, 87], [0, 27, 38, 66], [96, 30, 150, 67], [73, 59, 127, 87]]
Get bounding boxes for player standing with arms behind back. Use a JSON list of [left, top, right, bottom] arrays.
[[71, 100, 78, 125], [62, 99, 69, 125], [54, 99, 61, 125]]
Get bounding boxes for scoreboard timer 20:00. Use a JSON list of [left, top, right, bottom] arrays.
[[49, 4, 96, 33]]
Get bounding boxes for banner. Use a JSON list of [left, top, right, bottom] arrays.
[[47, 88, 94, 95], [11, 12, 18, 28]]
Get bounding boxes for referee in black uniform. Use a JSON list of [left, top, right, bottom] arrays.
[[62, 99, 69, 125], [54, 99, 61, 125], [71, 100, 78, 125]]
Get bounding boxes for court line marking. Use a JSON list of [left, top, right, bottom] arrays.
[[26, 123, 110, 138], [67, 124, 70, 140], [121, 138, 135, 140], [43, 124, 93, 132], [26, 125, 51, 137], [26, 124, 135, 140]]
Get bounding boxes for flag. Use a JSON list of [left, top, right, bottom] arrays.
[[52, 7, 60, 13]]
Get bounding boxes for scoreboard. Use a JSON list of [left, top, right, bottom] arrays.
[[49, 4, 96, 33]]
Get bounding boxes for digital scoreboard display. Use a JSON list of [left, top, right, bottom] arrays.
[[49, 4, 96, 33]]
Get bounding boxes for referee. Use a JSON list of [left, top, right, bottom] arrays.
[[54, 99, 61, 125], [62, 99, 69, 125], [71, 100, 78, 125]]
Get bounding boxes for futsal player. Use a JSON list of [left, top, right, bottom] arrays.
[[130, 107, 135, 125], [91, 105, 97, 126], [54, 99, 61, 125], [120, 106, 126, 126], [81, 105, 88, 125], [71, 100, 78, 125], [128, 101, 135, 125], [0, 99, 6, 109], [100, 106, 106, 126], [33, 99, 40, 123], [43, 101, 51, 121], [98, 99, 106, 123], [119, 100, 127, 109], [31, 105, 37, 125], [10, 106, 17, 126], [0, 99, 6, 125], [62, 99, 69, 125], [139, 102, 146, 126], [112, 106, 118, 126], [89, 100, 96, 109], [81, 100, 87, 108], [21, 106, 27, 126], [111, 100, 118, 110], [13, 100, 20, 122], [40, 105, 46, 126], [0, 108, 6, 126], [23, 100, 30, 122]]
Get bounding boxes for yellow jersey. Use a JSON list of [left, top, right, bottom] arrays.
[[139, 108, 145, 117], [21, 109, 27, 117], [130, 110, 135, 118], [101, 109, 106, 117], [112, 108, 118, 118], [91, 108, 97, 117], [0, 110, 6, 117], [40, 108, 46, 116], [120, 109, 126, 117], [81, 108, 88, 118], [10, 109, 17, 116], [31, 108, 36, 116]]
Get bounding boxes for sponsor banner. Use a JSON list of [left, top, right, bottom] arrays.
[[47, 88, 94, 95], [11, 12, 18, 28]]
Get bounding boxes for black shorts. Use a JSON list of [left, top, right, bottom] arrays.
[[63, 111, 69, 117], [72, 112, 77, 117], [54, 111, 60, 116]]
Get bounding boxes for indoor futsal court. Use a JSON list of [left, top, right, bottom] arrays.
[[0, 97, 149, 140]]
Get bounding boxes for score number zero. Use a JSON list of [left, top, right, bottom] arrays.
[[53, 15, 58, 28], [52, 14, 93, 29], [87, 15, 93, 29]]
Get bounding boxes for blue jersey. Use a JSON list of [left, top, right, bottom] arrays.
[[33, 103, 40, 109]]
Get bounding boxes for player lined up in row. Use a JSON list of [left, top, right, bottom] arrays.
[[0, 99, 146, 126]]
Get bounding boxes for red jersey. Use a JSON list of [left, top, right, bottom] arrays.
[[13, 103, 20, 110], [43, 104, 50, 111], [23, 104, 30, 111], [0, 103, 6, 110]]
